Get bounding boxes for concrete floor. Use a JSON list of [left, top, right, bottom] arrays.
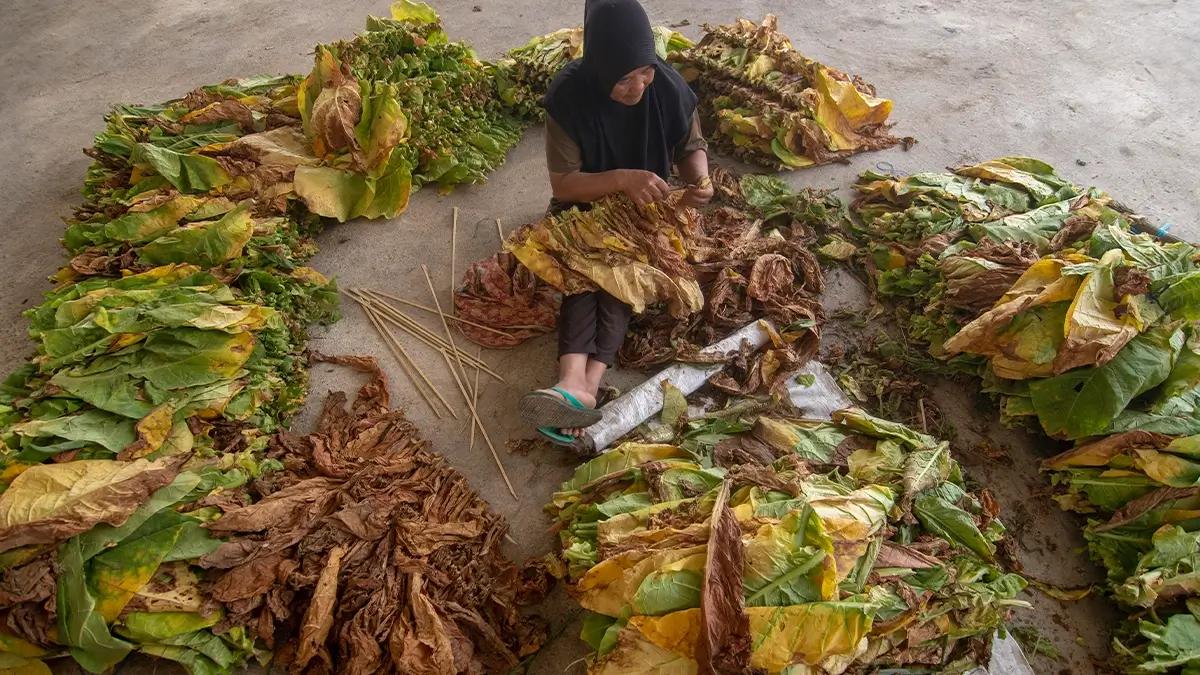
[[4, 1, 1198, 673]]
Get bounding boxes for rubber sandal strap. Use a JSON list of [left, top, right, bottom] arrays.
[[537, 426, 576, 445], [550, 387, 588, 410]]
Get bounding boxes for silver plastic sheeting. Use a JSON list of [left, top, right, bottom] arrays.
[[578, 320, 772, 454]]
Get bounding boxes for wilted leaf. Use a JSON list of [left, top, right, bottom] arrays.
[[1030, 325, 1184, 439], [913, 492, 994, 560], [0, 457, 185, 553]]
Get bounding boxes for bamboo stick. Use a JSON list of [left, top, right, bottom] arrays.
[[450, 206, 458, 304], [358, 297, 441, 417], [356, 291, 487, 367], [495, 217, 504, 242], [422, 265, 471, 388], [357, 291, 505, 382], [469, 346, 482, 450], [349, 290, 463, 412], [362, 288, 514, 339], [421, 265, 518, 500], [349, 292, 456, 418]]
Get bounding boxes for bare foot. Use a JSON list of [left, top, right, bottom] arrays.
[[549, 382, 597, 409]]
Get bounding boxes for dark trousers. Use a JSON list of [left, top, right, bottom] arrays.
[[558, 291, 632, 367]]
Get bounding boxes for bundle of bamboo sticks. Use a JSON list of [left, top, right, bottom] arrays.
[[345, 209, 520, 499]]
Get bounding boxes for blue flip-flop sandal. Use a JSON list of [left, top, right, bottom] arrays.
[[537, 426, 577, 447], [520, 387, 602, 428]]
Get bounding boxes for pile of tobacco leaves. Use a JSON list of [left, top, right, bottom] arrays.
[[454, 171, 841, 399], [670, 15, 904, 170], [0, 3, 556, 673], [500, 15, 903, 171], [846, 156, 1200, 671], [296, 1, 536, 222], [545, 403, 1026, 673], [202, 354, 547, 674], [496, 25, 692, 121]]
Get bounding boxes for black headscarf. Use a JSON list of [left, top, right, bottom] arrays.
[[543, 0, 698, 180]]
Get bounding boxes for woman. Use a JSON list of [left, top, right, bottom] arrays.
[[519, 0, 712, 444]]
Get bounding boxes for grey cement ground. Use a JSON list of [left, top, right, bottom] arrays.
[[4, 0, 1198, 673]]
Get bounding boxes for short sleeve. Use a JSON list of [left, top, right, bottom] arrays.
[[545, 116, 583, 174], [673, 111, 708, 162]]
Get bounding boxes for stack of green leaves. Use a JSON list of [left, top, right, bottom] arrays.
[[295, 0, 527, 221], [1, 65, 338, 675], [0, 452, 275, 675], [546, 406, 1026, 673], [495, 26, 692, 121], [848, 156, 1200, 671], [850, 157, 1200, 442], [669, 15, 902, 169], [1042, 431, 1200, 671]]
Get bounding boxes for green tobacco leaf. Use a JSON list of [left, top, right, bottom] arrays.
[[661, 380, 687, 428], [57, 538, 133, 673], [968, 199, 1072, 251], [390, 0, 440, 24], [90, 512, 188, 622], [1158, 271, 1200, 321], [743, 511, 834, 607], [118, 611, 220, 643], [631, 569, 702, 616], [8, 410, 136, 454], [831, 407, 938, 450], [1134, 612, 1200, 671], [579, 612, 619, 653], [753, 417, 847, 462], [816, 236, 858, 261], [847, 439, 906, 484], [913, 492, 994, 560], [75, 472, 201, 560], [50, 329, 255, 418], [1030, 326, 1184, 439], [138, 643, 224, 675], [138, 204, 254, 268], [746, 602, 875, 670], [1091, 223, 1195, 281], [135, 144, 231, 194], [1057, 469, 1158, 512], [562, 443, 686, 492]]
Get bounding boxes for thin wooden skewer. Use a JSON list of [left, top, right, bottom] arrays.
[[356, 291, 493, 369], [364, 306, 448, 418], [495, 217, 505, 243], [349, 290, 462, 413], [362, 288, 514, 339], [422, 265, 471, 387], [469, 346, 482, 450], [359, 297, 441, 417], [421, 265, 518, 500], [358, 292, 505, 381], [350, 292, 454, 418], [450, 206, 458, 303]]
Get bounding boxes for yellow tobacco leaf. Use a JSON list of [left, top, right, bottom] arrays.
[[576, 545, 707, 618]]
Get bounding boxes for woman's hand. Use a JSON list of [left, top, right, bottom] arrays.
[[681, 179, 714, 207], [617, 169, 671, 207]]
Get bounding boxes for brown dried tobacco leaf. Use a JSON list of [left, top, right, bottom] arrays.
[[458, 175, 825, 391], [697, 480, 750, 674], [295, 545, 347, 671], [201, 354, 546, 674], [453, 252, 559, 349], [940, 240, 1039, 316]]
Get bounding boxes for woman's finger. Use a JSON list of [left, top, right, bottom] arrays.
[[651, 177, 671, 199]]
